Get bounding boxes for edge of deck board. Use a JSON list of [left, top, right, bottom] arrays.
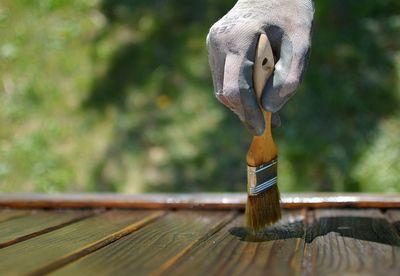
[[1, 193, 400, 209]]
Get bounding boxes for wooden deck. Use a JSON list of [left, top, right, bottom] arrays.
[[0, 193, 399, 275]]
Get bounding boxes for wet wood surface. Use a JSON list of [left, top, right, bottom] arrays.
[[53, 211, 236, 276], [160, 210, 306, 276], [0, 194, 399, 275]]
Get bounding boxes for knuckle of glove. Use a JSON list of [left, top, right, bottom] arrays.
[[207, 22, 229, 50], [216, 86, 246, 122], [208, 26, 257, 124]]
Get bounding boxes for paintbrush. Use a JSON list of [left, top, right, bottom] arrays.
[[245, 33, 281, 232]]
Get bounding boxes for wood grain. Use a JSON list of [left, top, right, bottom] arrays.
[[246, 33, 276, 167], [0, 210, 93, 248], [246, 112, 277, 166], [160, 210, 306, 276], [1, 193, 400, 209], [0, 209, 31, 223], [0, 210, 164, 275], [302, 209, 400, 276], [51, 211, 236, 276], [0, 207, 398, 275]]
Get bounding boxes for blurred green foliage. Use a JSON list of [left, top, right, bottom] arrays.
[[0, 0, 399, 193]]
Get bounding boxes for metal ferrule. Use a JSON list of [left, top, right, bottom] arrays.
[[247, 158, 278, 195]]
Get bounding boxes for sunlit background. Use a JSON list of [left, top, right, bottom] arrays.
[[0, 0, 399, 193]]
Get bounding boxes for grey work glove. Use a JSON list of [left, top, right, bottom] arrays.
[[207, 0, 314, 135]]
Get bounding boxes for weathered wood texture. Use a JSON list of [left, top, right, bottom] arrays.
[[0, 210, 164, 275], [302, 209, 400, 276], [0, 210, 92, 248], [1, 193, 400, 209], [160, 210, 306, 276], [0, 195, 400, 275], [53, 211, 236, 276]]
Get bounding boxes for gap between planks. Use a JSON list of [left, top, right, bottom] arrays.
[[44, 208, 400, 276], [0, 210, 166, 275], [2, 208, 399, 276], [50, 210, 239, 276], [32, 210, 166, 275], [0, 210, 97, 249], [157, 210, 307, 276], [301, 208, 400, 276]]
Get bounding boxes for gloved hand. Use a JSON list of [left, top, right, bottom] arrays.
[[207, 0, 314, 135]]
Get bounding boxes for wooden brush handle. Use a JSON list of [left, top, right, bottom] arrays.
[[246, 34, 278, 167]]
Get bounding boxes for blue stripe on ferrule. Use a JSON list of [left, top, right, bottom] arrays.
[[247, 158, 278, 195]]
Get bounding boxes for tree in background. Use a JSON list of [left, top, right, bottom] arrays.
[[0, 0, 399, 193]]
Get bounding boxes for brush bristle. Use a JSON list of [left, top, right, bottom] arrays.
[[245, 185, 281, 232]]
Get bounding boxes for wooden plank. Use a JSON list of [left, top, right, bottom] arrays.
[[0, 210, 164, 275], [302, 209, 400, 275], [0, 210, 93, 248], [51, 211, 236, 276], [0, 193, 247, 209], [0, 209, 31, 223], [385, 209, 400, 233], [156, 210, 306, 276], [1, 193, 400, 209]]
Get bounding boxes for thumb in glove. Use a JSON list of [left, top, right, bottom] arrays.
[[207, 0, 314, 135]]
